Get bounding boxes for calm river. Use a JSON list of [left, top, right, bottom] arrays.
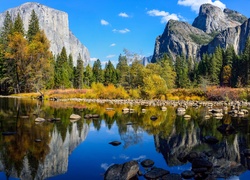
[[0, 97, 250, 179]]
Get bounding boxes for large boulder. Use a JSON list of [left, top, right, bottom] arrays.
[[104, 160, 139, 180]]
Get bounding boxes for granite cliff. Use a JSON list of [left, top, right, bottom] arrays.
[[152, 3, 249, 63], [192, 4, 247, 34], [0, 2, 90, 66]]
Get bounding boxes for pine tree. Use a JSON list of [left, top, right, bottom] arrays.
[[242, 38, 250, 86], [175, 55, 190, 88], [104, 60, 117, 86], [74, 54, 83, 89], [0, 11, 13, 47], [84, 64, 93, 87], [27, 10, 40, 42], [68, 54, 74, 84], [116, 54, 129, 87], [13, 13, 24, 35], [92, 59, 103, 83], [54, 47, 71, 88]]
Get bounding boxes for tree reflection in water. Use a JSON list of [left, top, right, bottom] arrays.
[[0, 98, 249, 179]]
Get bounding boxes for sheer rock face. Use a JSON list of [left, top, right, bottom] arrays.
[[0, 2, 90, 66], [152, 3, 249, 63], [0, 123, 89, 180], [151, 20, 212, 63], [192, 4, 247, 34], [206, 18, 250, 55]]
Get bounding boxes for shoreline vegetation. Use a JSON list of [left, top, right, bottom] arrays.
[[8, 86, 250, 104]]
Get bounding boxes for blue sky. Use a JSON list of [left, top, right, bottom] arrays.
[[0, 0, 250, 66]]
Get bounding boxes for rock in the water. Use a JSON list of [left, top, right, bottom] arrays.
[[35, 139, 42, 142], [186, 152, 199, 163], [150, 116, 158, 121], [109, 141, 121, 146], [184, 114, 191, 120], [141, 159, 155, 168], [70, 114, 81, 120], [104, 160, 139, 180], [161, 106, 167, 111], [162, 173, 182, 180], [217, 124, 236, 135], [203, 135, 219, 144], [35, 117, 45, 122], [144, 167, 170, 179], [243, 149, 250, 157], [181, 170, 195, 179], [177, 152, 187, 163], [192, 158, 213, 171]]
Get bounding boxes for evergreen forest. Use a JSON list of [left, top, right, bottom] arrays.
[[1, 11, 250, 100]]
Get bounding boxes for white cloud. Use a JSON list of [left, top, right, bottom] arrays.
[[147, 9, 180, 23], [101, 163, 114, 171], [112, 28, 130, 34], [119, 154, 130, 160], [106, 54, 116, 59], [110, 43, 116, 47], [133, 155, 146, 161], [119, 12, 129, 18], [177, 0, 226, 13], [101, 19, 109, 25], [90, 57, 98, 61]]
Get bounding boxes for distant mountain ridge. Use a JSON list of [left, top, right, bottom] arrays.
[[152, 3, 249, 63], [0, 2, 90, 66]]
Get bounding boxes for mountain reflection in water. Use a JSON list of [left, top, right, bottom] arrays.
[[0, 98, 249, 179]]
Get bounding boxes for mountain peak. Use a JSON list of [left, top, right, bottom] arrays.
[[192, 3, 247, 34], [0, 2, 89, 65]]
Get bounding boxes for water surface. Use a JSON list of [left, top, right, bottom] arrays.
[[0, 98, 249, 179]]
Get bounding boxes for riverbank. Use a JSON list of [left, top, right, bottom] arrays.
[[9, 87, 250, 103]]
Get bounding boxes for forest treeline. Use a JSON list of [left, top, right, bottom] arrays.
[[1, 11, 250, 99]]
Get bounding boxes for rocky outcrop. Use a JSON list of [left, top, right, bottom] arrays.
[[151, 20, 212, 63], [0, 2, 90, 65], [192, 4, 247, 34], [206, 18, 250, 55], [151, 3, 249, 63]]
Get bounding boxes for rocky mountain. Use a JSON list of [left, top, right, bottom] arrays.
[[0, 2, 90, 66], [0, 122, 89, 180], [152, 3, 249, 63], [142, 55, 152, 66], [151, 20, 212, 63], [192, 4, 247, 34], [206, 18, 250, 55]]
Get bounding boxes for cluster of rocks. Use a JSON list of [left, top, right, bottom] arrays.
[[56, 98, 250, 111], [104, 159, 183, 180]]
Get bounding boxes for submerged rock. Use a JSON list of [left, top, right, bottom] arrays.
[[162, 173, 182, 180], [109, 141, 121, 146], [141, 159, 155, 168], [144, 167, 170, 179], [150, 116, 158, 121], [104, 160, 139, 180], [181, 170, 195, 179], [203, 135, 219, 144]]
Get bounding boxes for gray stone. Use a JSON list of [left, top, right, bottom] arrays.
[[141, 159, 154, 168], [144, 167, 170, 179], [0, 2, 90, 66], [162, 173, 182, 180], [193, 4, 246, 34], [104, 160, 139, 180], [69, 114, 81, 120], [181, 170, 195, 179]]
